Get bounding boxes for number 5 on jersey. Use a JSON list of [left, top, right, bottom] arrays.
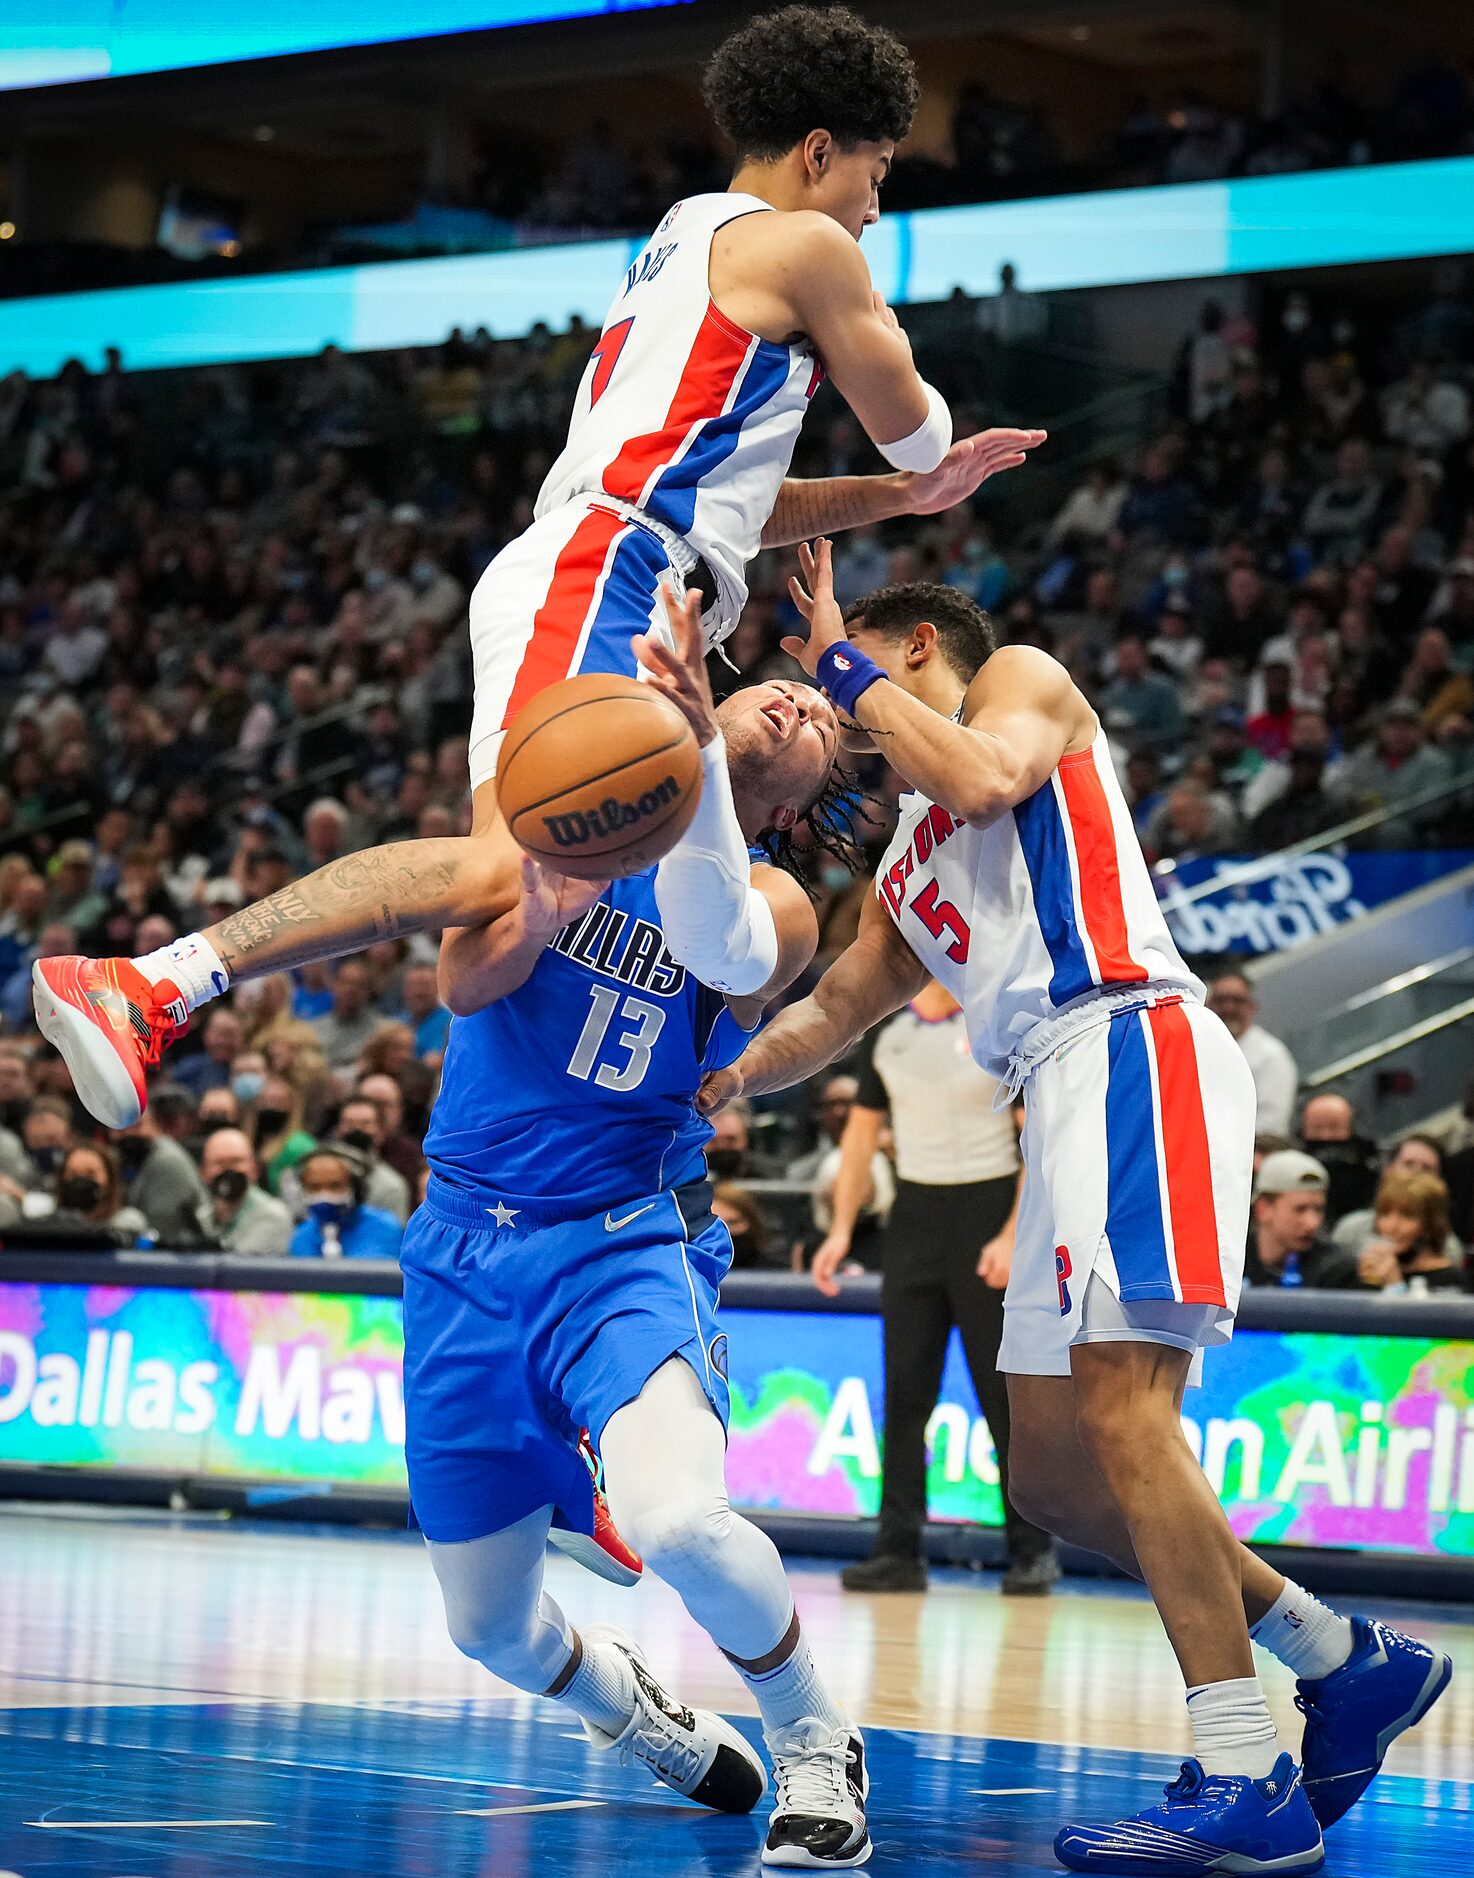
[[912, 879, 970, 964]]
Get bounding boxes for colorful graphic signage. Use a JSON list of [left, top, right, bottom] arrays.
[[0, 1281, 1469, 1557]]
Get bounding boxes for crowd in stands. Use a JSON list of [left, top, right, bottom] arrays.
[[0, 251, 1472, 1267]]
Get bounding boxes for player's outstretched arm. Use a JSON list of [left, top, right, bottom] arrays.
[[700, 890, 927, 1111], [761, 429, 1046, 549]]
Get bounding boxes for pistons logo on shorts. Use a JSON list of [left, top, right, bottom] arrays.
[[1055, 1245, 1073, 1317], [708, 1333, 729, 1381]]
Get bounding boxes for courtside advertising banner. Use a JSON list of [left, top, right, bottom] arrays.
[[0, 1281, 1469, 1558]]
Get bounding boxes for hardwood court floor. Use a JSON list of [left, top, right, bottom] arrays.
[[0, 1505, 1469, 1875]]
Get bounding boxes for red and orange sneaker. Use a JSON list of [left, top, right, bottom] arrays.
[[31, 956, 189, 1130], [546, 1428, 644, 1587]]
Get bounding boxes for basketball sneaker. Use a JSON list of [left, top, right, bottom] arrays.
[[1054, 1754, 1324, 1875], [578, 1624, 765, 1814], [1294, 1616, 1453, 1828], [764, 1720, 871, 1868], [32, 956, 188, 1129], [547, 1430, 644, 1586]]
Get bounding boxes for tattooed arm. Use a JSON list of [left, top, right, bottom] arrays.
[[761, 429, 1046, 549], [437, 859, 606, 1014], [205, 832, 521, 982], [698, 888, 927, 1111]]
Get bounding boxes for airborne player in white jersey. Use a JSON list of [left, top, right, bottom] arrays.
[[704, 546, 1451, 1877], [37, 3, 1041, 1135]]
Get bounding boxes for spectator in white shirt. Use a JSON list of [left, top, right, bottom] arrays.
[[1206, 969, 1298, 1134], [1044, 461, 1127, 551]]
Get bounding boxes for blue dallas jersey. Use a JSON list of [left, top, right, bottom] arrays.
[[424, 867, 757, 1214]]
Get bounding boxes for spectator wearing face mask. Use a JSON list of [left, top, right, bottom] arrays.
[[21, 1097, 75, 1206], [150, 1082, 201, 1147], [289, 1146, 402, 1260], [332, 1095, 411, 1222], [1298, 1091, 1380, 1223], [229, 1051, 270, 1113], [47, 1142, 148, 1242], [113, 1107, 210, 1246], [194, 1128, 293, 1257], [249, 1074, 319, 1195], [196, 1086, 242, 1136]]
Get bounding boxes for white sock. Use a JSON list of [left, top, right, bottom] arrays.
[[132, 934, 230, 1015], [1186, 1677, 1281, 1779], [735, 1623, 847, 1742], [1250, 1579, 1355, 1682], [561, 1630, 637, 1735]]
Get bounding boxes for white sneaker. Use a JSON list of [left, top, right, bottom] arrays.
[[763, 1719, 871, 1867], [579, 1624, 765, 1814]]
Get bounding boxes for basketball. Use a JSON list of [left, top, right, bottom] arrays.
[[498, 673, 703, 879]]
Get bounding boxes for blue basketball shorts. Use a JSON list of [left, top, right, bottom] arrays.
[[400, 1173, 733, 1545]]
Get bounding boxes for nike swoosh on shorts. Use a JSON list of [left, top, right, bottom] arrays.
[[605, 1203, 658, 1232]]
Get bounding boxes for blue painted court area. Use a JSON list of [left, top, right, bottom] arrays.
[[0, 1695, 1468, 1877]]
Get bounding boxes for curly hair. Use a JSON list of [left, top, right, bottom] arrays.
[[702, 5, 919, 162], [845, 581, 997, 683]]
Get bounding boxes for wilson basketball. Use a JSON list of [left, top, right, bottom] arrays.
[[498, 674, 703, 879]]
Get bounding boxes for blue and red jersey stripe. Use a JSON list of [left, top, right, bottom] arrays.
[[601, 300, 794, 538], [1014, 747, 1148, 1007]]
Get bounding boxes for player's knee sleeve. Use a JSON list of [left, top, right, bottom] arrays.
[[619, 1493, 733, 1586]]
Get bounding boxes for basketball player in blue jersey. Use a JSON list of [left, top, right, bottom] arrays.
[[38, 3, 1043, 1132], [400, 591, 874, 1870]]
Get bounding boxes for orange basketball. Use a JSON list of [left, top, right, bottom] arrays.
[[498, 674, 703, 880]]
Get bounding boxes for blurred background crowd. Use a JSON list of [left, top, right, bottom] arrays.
[[0, 246, 1473, 1279]]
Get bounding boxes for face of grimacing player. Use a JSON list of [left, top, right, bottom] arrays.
[[718, 682, 838, 831]]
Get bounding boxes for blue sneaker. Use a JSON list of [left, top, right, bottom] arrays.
[[1295, 1615, 1453, 1827], [1054, 1754, 1324, 1874]]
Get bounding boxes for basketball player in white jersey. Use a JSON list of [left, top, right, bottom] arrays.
[[36, 4, 1042, 1134], [701, 548, 1451, 1876]]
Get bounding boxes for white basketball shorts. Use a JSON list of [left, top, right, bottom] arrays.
[[467, 498, 686, 790], [998, 993, 1255, 1387]]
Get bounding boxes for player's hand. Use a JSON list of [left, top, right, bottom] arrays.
[[634, 584, 719, 747], [517, 855, 607, 941], [896, 428, 1047, 517], [1358, 1240, 1403, 1289], [697, 1065, 743, 1114], [810, 1231, 857, 1298], [977, 1232, 1013, 1288], [782, 538, 847, 678]]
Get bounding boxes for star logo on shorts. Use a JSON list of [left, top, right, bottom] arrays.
[[485, 1201, 519, 1228]]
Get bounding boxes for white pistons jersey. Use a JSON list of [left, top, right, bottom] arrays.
[[875, 727, 1203, 1079], [536, 193, 822, 626]]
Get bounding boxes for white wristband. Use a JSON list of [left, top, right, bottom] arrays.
[[653, 735, 781, 997], [876, 380, 952, 473]]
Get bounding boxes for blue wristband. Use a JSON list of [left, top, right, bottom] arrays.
[[816, 641, 886, 718]]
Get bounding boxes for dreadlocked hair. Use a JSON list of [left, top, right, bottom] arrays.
[[755, 760, 879, 896]]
